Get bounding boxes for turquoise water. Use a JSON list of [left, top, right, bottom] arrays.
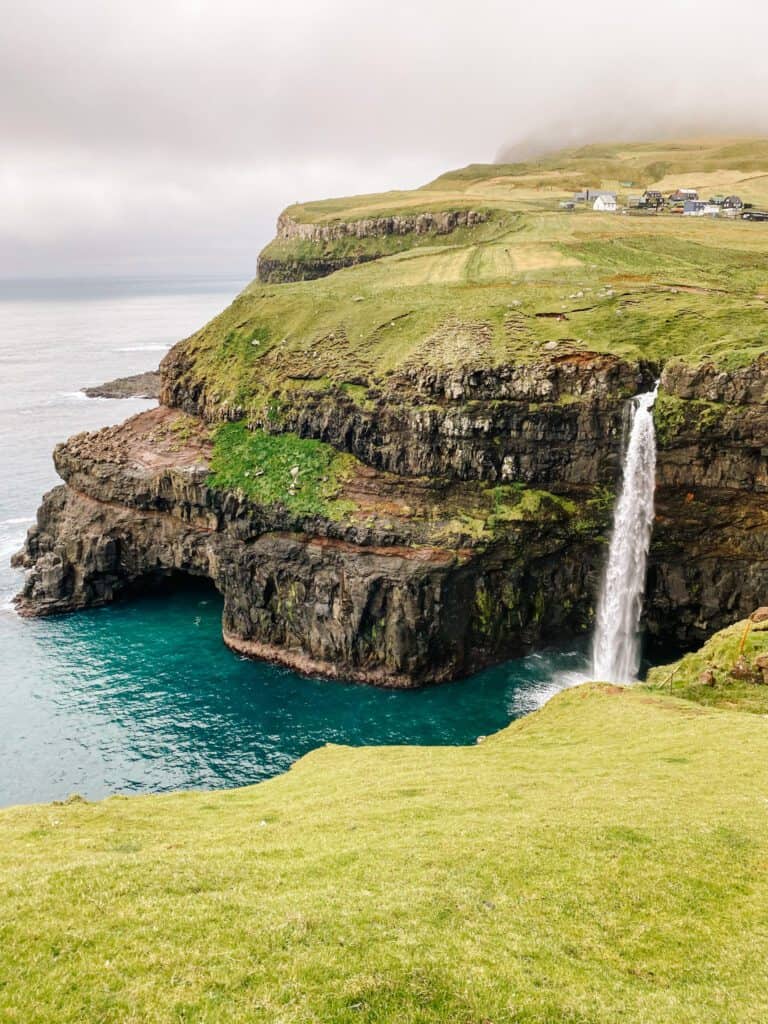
[[0, 276, 588, 808]]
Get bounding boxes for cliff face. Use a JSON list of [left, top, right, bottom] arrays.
[[162, 350, 655, 483], [274, 209, 489, 242], [647, 356, 768, 651], [15, 351, 768, 684], [14, 405, 604, 686]]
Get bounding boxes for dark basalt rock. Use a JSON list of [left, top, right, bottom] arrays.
[[12, 409, 601, 686], [13, 354, 768, 686], [257, 255, 378, 284], [643, 357, 768, 651]]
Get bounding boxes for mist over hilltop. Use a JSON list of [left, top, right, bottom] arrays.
[[2, 0, 768, 276]]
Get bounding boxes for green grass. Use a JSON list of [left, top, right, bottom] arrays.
[[645, 616, 768, 713], [208, 422, 357, 519], [4, 684, 768, 1021]]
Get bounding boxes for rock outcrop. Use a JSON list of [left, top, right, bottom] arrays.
[[274, 209, 488, 243], [83, 371, 161, 400], [13, 406, 603, 686], [257, 209, 489, 282]]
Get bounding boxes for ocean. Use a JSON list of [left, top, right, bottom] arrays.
[[0, 276, 586, 807]]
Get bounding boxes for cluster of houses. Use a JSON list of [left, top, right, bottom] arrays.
[[560, 188, 761, 218]]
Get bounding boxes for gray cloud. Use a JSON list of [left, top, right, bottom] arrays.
[[2, 0, 768, 276]]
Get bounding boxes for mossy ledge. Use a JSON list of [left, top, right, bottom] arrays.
[[14, 137, 768, 683]]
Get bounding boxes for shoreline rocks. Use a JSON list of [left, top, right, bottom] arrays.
[[83, 371, 161, 400]]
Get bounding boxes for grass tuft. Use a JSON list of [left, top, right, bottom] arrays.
[[645, 616, 768, 712]]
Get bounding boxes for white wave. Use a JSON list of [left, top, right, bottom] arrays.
[[0, 539, 24, 560], [55, 390, 89, 402], [0, 517, 31, 526], [510, 667, 590, 716], [0, 521, 30, 562]]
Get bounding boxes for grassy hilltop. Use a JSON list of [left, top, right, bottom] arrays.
[[174, 138, 768, 430], [4, 678, 768, 1022]]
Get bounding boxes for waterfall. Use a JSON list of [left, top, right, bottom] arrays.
[[591, 386, 658, 683]]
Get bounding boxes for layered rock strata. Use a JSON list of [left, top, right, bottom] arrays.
[[14, 351, 768, 685], [13, 406, 602, 686], [647, 356, 768, 651]]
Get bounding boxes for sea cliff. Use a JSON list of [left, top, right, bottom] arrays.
[[14, 138, 768, 684]]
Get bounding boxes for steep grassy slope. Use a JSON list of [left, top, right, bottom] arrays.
[[171, 215, 768, 425], [3, 684, 768, 1022]]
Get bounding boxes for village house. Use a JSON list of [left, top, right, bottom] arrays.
[[573, 188, 615, 204], [722, 195, 744, 211], [593, 193, 618, 212], [669, 188, 698, 204], [683, 199, 720, 217], [642, 190, 663, 208]]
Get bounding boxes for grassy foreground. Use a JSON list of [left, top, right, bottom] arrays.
[[3, 684, 768, 1022]]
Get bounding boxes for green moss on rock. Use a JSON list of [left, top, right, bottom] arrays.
[[208, 422, 357, 520], [644, 615, 768, 713]]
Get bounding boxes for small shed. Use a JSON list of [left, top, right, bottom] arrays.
[[723, 195, 744, 210], [593, 194, 618, 213]]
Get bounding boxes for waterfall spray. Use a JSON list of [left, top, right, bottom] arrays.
[[591, 386, 658, 683]]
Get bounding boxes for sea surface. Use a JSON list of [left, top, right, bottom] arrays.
[[0, 275, 587, 808]]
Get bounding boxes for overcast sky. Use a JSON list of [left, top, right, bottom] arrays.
[[3, 0, 768, 278]]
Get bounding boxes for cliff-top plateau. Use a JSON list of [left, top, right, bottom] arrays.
[[14, 137, 768, 685]]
